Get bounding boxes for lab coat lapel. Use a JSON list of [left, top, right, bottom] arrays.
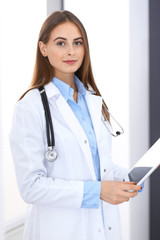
[[85, 92, 102, 144], [49, 90, 97, 180]]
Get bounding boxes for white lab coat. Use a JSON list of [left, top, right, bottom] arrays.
[[9, 81, 128, 240]]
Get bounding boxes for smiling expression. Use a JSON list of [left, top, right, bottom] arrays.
[[39, 21, 85, 80]]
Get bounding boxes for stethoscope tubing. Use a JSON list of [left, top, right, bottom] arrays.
[[103, 106, 124, 136], [39, 86, 55, 147]]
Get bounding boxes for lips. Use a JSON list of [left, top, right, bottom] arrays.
[[63, 60, 77, 65]]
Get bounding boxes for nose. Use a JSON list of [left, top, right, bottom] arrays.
[[67, 44, 75, 55]]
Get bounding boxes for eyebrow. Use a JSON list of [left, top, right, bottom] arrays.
[[53, 37, 83, 42]]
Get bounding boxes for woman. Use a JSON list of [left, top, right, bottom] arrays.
[[9, 10, 141, 240]]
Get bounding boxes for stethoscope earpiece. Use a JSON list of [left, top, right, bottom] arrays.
[[116, 131, 121, 136]]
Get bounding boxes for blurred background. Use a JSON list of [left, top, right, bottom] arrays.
[[0, 0, 159, 239]]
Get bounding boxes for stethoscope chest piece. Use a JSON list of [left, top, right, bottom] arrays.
[[46, 147, 58, 162]]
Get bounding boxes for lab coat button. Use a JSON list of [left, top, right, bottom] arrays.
[[98, 228, 101, 232], [108, 227, 112, 230], [84, 140, 87, 144], [104, 169, 106, 172]]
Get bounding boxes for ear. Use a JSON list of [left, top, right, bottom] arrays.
[[39, 41, 47, 57]]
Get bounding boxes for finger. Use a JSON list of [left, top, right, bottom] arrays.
[[126, 184, 142, 191], [119, 181, 136, 187], [126, 190, 138, 198], [116, 188, 137, 199], [119, 182, 142, 191], [119, 181, 135, 184], [112, 188, 138, 204], [121, 189, 138, 198]]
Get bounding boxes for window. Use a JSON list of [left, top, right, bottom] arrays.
[[0, 0, 47, 234]]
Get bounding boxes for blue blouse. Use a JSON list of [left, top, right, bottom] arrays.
[[52, 75, 101, 208]]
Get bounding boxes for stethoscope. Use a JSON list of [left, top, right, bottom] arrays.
[[39, 86, 58, 162], [38, 86, 124, 162]]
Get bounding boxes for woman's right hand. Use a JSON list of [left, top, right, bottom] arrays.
[[100, 181, 142, 205]]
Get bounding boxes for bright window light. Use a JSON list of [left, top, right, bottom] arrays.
[[0, 0, 47, 226]]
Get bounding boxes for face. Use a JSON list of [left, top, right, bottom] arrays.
[[39, 22, 85, 80]]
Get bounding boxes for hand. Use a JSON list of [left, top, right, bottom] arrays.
[[100, 181, 142, 205]]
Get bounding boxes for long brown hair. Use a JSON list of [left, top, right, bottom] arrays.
[[20, 10, 109, 120]]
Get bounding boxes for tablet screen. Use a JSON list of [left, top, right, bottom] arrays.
[[128, 167, 152, 184]]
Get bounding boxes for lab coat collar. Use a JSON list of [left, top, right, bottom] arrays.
[[44, 81, 61, 99], [51, 76, 71, 101]]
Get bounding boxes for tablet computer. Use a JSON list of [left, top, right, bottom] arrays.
[[128, 138, 160, 185]]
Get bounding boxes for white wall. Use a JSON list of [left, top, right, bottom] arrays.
[[64, 1, 149, 240]]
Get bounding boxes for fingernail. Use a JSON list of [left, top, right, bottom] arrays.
[[140, 186, 143, 189]]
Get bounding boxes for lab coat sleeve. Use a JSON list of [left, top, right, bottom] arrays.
[[81, 181, 101, 208], [9, 99, 84, 208]]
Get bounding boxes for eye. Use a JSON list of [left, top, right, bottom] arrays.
[[74, 41, 83, 46], [57, 41, 65, 46]]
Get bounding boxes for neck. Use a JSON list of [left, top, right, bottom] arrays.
[[54, 72, 77, 91]]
